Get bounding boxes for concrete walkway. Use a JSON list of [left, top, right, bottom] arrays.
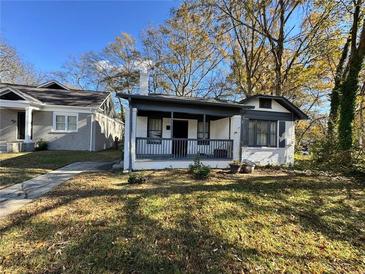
[[0, 161, 114, 218]]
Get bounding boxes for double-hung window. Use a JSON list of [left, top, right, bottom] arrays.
[[53, 113, 78, 132], [197, 120, 209, 145], [248, 120, 277, 147], [147, 117, 162, 144]]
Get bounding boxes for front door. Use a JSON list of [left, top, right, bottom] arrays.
[[17, 112, 25, 140], [172, 120, 188, 157]]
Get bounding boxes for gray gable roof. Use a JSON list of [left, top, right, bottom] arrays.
[[119, 93, 308, 120], [0, 83, 108, 107], [118, 93, 246, 108]]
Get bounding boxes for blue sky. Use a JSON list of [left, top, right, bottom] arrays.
[[0, 0, 179, 72]]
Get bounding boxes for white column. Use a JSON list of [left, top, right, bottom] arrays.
[[89, 113, 94, 151], [24, 107, 33, 143], [130, 108, 137, 170], [231, 115, 241, 161], [123, 106, 130, 171]]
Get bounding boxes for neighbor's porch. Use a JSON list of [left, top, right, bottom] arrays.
[[0, 104, 36, 153]]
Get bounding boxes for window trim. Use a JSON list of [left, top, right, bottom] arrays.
[[52, 112, 79, 133], [197, 120, 210, 146], [147, 117, 162, 144], [247, 119, 277, 148]]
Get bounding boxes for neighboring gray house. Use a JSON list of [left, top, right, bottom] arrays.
[[0, 81, 123, 152], [120, 91, 308, 171]]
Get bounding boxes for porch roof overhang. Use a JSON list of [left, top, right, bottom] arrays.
[[118, 93, 252, 117], [0, 99, 42, 110]]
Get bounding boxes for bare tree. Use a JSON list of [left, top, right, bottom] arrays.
[[143, 3, 227, 97], [0, 40, 41, 85], [212, 0, 338, 96], [204, 0, 271, 96], [52, 55, 103, 91]]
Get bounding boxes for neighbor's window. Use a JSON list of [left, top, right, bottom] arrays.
[[259, 98, 272, 109], [147, 117, 162, 143], [197, 120, 209, 145], [53, 113, 78, 132], [248, 120, 277, 147]]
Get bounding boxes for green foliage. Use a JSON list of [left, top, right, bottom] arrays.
[[189, 157, 211, 180], [338, 56, 363, 150], [309, 139, 365, 174], [128, 173, 146, 184], [34, 139, 48, 151]]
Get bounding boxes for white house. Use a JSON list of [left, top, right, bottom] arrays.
[[119, 88, 308, 171]]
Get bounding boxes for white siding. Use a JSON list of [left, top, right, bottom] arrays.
[[210, 117, 230, 139], [242, 98, 290, 113]]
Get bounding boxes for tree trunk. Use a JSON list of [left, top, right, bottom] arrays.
[[338, 13, 365, 150], [327, 38, 350, 137], [274, 0, 285, 96], [359, 83, 365, 148]]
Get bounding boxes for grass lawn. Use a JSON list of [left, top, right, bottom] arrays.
[[0, 150, 121, 189], [0, 169, 363, 273]]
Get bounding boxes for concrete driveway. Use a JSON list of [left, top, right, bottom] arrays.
[[0, 161, 114, 218]]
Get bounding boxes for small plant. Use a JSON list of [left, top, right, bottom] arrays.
[[35, 139, 48, 151], [189, 157, 211, 180], [128, 173, 146, 184]]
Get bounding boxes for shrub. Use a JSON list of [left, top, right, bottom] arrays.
[[309, 139, 364, 174], [128, 173, 146, 184], [189, 157, 211, 180], [35, 139, 48, 151]]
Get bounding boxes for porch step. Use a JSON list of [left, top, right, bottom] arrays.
[[0, 143, 7, 153], [0, 142, 33, 153]]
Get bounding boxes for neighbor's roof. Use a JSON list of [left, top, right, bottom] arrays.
[[0, 82, 109, 108], [240, 94, 309, 120], [118, 93, 249, 109]]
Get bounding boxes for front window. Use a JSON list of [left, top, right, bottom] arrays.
[[197, 120, 209, 145], [248, 120, 277, 147], [147, 117, 162, 144], [53, 113, 78, 132]]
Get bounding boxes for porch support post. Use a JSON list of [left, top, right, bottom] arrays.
[[170, 112, 174, 138], [203, 114, 206, 140], [24, 106, 33, 143], [123, 105, 131, 171], [130, 108, 137, 170], [229, 117, 231, 139]]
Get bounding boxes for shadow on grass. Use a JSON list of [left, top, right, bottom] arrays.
[[0, 170, 364, 272]]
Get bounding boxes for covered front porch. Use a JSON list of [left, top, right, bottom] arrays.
[[135, 111, 235, 160], [0, 102, 37, 153], [121, 93, 245, 170]]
